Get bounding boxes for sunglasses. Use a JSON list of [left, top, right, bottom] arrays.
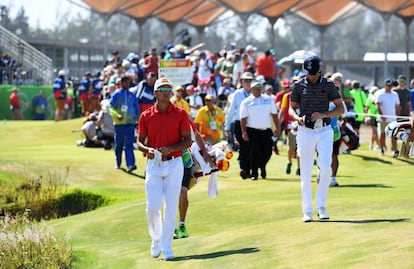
[[398, 79, 405, 83], [157, 87, 172, 92]]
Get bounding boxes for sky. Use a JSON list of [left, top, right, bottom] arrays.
[[4, 0, 88, 29]]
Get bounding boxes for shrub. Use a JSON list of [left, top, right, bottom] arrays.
[[0, 167, 108, 221], [0, 212, 74, 269], [55, 189, 108, 217]]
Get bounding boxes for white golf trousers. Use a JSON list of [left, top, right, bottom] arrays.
[[145, 157, 183, 253], [297, 125, 333, 215]]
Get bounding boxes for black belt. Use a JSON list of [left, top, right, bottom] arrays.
[[161, 156, 176, 161], [303, 117, 331, 129]]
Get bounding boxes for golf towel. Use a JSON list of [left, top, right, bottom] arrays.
[[208, 172, 218, 198]]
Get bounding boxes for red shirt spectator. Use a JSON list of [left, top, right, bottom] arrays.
[[143, 48, 159, 76], [256, 50, 276, 79], [9, 89, 20, 109]]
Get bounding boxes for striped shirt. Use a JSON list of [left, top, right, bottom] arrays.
[[291, 77, 341, 117]]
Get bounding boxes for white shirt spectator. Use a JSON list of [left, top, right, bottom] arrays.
[[198, 58, 213, 80], [187, 94, 203, 119], [375, 90, 400, 122], [239, 94, 277, 130]]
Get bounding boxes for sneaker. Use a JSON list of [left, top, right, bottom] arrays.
[[296, 168, 300, 176], [302, 213, 313, 223], [163, 250, 175, 261], [285, 163, 292, 174], [317, 207, 329, 220], [173, 228, 179, 239], [127, 165, 137, 173], [151, 241, 161, 258], [178, 224, 188, 238], [115, 164, 121, 169], [393, 151, 399, 158], [330, 177, 339, 187]]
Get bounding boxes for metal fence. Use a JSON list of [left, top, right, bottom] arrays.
[[0, 25, 52, 85]]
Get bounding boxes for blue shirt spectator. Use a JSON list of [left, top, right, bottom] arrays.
[[32, 90, 48, 120], [53, 76, 66, 100], [110, 79, 140, 125]]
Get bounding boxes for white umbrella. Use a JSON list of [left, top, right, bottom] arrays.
[[278, 50, 317, 65]]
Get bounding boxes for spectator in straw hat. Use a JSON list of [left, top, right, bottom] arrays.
[[225, 71, 254, 179]]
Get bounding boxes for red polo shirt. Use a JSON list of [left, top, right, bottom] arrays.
[[256, 55, 275, 78], [10, 92, 20, 108], [138, 103, 190, 157]]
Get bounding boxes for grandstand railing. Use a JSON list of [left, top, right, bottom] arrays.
[[0, 25, 52, 85]]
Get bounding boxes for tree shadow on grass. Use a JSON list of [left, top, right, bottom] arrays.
[[319, 218, 410, 224], [174, 247, 260, 261], [265, 177, 299, 183], [337, 183, 393, 188], [120, 168, 145, 179], [394, 157, 414, 165], [349, 154, 393, 164]]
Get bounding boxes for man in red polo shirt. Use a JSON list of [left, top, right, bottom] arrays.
[[137, 77, 192, 261], [256, 49, 277, 92], [143, 48, 159, 76]]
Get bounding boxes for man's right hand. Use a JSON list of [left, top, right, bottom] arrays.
[[146, 148, 155, 159]]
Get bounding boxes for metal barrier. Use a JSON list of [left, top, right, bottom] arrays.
[[0, 25, 52, 85]]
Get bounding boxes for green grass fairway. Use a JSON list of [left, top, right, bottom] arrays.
[[1, 119, 413, 269]]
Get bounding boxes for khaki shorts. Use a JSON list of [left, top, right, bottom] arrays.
[[81, 100, 90, 114], [288, 131, 297, 149], [377, 121, 388, 134]]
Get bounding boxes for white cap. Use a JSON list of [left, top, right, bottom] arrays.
[[58, 70, 65, 76], [245, 45, 257, 52], [154, 77, 173, 90]]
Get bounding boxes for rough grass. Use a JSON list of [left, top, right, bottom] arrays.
[[0, 119, 413, 269]]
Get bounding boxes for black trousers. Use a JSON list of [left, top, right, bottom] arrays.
[[235, 120, 250, 174], [246, 127, 273, 177]]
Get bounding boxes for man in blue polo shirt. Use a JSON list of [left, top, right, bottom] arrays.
[[109, 75, 140, 172]]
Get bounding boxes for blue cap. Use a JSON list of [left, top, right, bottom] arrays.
[[303, 55, 322, 75], [384, 78, 393, 86]]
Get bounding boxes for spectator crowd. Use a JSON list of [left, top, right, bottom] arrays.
[[8, 42, 414, 177]]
